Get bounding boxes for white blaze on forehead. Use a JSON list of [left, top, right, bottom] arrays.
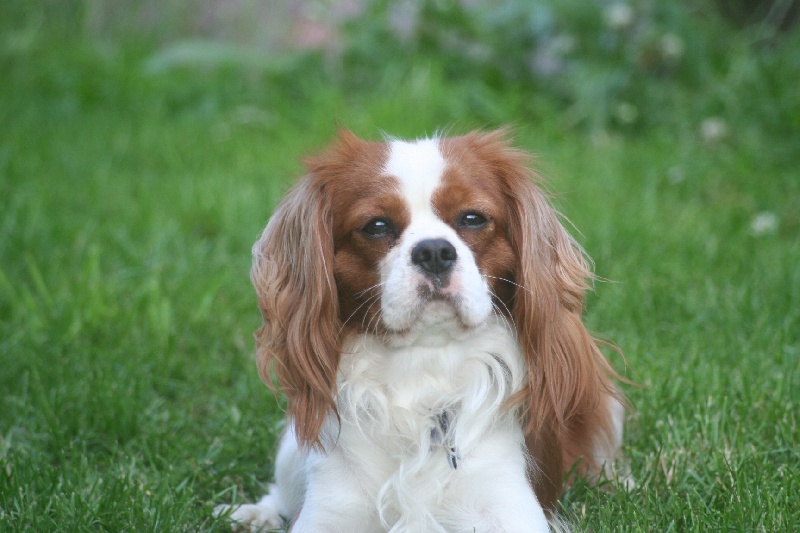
[[383, 138, 445, 215]]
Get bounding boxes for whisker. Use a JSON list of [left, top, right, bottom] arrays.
[[489, 297, 516, 333], [483, 275, 533, 295], [373, 313, 383, 337], [491, 291, 516, 324], [360, 297, 381, 330], [355, 281, 386, 299], [339, 290, 382, 336], [485, 275, 529, 332], [362, 298, 383, 336]]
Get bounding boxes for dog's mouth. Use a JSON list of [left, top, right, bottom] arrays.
[[380, 286, 480, 341], [416, 283, 454, 303]]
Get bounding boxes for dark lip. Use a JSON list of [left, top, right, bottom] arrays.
[[416, 283, 454, 303], [413, 268, 452, 291]]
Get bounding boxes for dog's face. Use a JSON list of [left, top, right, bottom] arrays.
[[329, 136, 517, 340], [252, 129, 608, 464]]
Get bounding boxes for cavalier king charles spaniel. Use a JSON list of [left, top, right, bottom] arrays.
[[216, 129, 626, 532]]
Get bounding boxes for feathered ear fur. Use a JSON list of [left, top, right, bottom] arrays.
[[252, 130, 386, 450], [251, 175, 340, 449], [466, 130, 621, 509]]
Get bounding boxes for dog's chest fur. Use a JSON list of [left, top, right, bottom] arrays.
[[323, 320, 526, 526]]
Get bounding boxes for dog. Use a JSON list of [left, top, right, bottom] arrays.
[[215, 129, 625, 532]]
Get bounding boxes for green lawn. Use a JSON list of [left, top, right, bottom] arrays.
[[1, 6, 799, 532]]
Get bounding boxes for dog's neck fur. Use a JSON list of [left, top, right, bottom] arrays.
[[324, 317, 527, 531]]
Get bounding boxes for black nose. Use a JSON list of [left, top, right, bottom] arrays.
[[411, 239, 457, 276]]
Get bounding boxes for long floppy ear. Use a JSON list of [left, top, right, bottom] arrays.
[[470, 130, 621, 509], [251, 176, 340, 449], [511, 175, 620, 508]]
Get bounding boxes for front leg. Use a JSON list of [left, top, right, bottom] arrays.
[[444, 431, 550, 533], [214, 428, 306, 531], [215, 427, 379, 533], [290, 448, 380, 533]]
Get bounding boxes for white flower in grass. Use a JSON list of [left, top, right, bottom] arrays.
[[604, 3, 635, 31], [659, 33, 685, 63], [551, 33, 577, 55], [750, 212, 779, 236], [614, 102, 639, 125], [700, 117, 729, 144], [667, 166, 685, 184]]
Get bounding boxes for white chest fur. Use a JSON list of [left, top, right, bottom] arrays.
[[320, 319, 530, 530]]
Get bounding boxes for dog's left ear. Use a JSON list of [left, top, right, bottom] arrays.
[[466, 130, 621, 508]]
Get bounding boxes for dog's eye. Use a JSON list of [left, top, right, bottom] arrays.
[[362, 218, 395, 237], [459, 212, 488, 229]]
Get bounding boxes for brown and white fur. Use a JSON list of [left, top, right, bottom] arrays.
[[215, 130, 625, 532]]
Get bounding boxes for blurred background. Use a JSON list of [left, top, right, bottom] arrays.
[[5, 0, 800, 135], [1, 0, 798, 530]]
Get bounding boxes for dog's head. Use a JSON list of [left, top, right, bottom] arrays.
[[252, 130, 612, 455]]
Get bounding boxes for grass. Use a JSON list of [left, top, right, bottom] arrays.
[[1, 4, 799, 531]]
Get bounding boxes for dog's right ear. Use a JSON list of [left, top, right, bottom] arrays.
[[251, 175, 341, 449]]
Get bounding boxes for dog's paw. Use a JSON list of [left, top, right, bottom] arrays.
[[214, 493, 286, 532]]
